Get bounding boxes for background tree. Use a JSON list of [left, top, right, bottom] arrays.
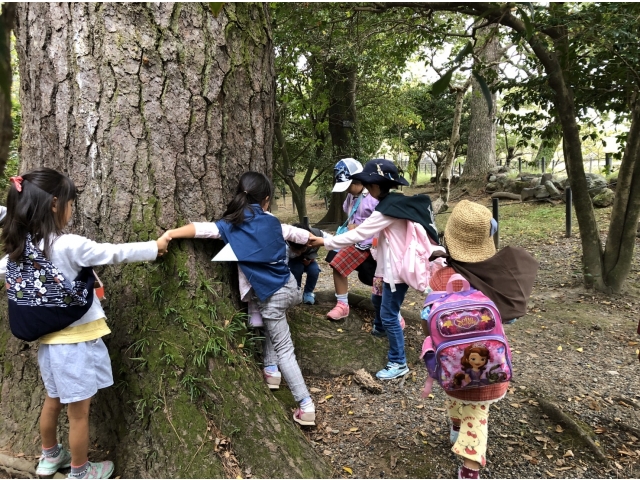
[[384, 81, 470, 187], [272, 3, 427, 224], [0, 3, 14, 177], [461, 27, 502, 179], [359, 2, 640, 293], [0, 3, 330, 477]]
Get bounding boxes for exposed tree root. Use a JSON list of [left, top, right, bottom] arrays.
[[353, 368, 382, 394], [612, 396, 640, 410], [606, 418, 640, 439], [0, 452, 36, 478], [537, 398, 608, 463]]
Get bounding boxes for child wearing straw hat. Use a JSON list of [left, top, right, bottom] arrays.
[[425, 200, 538, 479]]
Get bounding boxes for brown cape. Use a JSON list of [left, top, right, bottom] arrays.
[[431, 246, 539, 320]]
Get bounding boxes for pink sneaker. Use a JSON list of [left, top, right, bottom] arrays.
[[293, 407, 316, 426], [327, 301, 349, 321], [399, 316, 405, 330], [264, 369, 281, 390]]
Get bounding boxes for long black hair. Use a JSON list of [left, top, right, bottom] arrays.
[[221, 171, 273, 226], [2, 168, 77, 262]]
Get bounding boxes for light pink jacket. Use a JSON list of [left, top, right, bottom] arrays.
[[324, 211, 445, 290]]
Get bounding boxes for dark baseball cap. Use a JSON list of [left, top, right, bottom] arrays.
[[350, 159, 409, 187]]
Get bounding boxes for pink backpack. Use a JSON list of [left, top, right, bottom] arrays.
[[384, 220, 445, 293], [420, 274, 512, 399]]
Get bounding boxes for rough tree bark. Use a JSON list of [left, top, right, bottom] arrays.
[[0, 3, 330, 478], [0, 3, 14, 177], [462, 30, 500, 179]]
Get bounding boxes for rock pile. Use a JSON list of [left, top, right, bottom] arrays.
[[484, 168, 614, 207]]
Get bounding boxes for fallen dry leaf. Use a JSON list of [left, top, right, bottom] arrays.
[[342, 466, 353, 475], [555, 425, 564, 433]]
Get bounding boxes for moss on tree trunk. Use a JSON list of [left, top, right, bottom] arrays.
[[1, 3, 330, 477]]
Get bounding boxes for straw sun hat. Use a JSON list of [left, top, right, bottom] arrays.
[[444, 200, 496, 263]]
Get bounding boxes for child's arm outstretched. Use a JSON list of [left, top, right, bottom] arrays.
[[308, 211, 393, 249]]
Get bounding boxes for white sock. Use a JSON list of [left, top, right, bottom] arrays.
[[300, 397, 315, 412], [336, 293, 348, 305]]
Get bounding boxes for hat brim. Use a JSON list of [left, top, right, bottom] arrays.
[[444, 227, 496, 263], [332, 180, 352, 193], [351, 172, 410, 187]]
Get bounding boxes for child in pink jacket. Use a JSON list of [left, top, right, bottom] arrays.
[[309, 159, 443, 380]]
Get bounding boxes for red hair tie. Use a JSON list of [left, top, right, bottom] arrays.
[[9, 176, 23, 193]]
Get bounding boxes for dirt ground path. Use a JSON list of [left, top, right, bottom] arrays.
[[283, 184, 640, 479]]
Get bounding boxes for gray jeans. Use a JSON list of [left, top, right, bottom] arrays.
[[257, 274, 309, 402]]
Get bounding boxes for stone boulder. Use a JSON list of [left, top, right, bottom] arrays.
[[513, 180, 531, 192], [521, 187, 537, 201], [544, 180, 562, 198], [485, 182, 499, 193], [534, 185, 550, 199], [553, 175, 568, 190], [592, 188, 615, 208], [585, 173, 608, 197]]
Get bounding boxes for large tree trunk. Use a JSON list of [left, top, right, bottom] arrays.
[[462, 31, 500, 179], [0, 3, 14, 177], [1, 3, 329, 478]]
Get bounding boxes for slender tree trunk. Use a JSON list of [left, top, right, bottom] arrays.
[[0, 3, 14, 177], [319, 60, 357, 225], [602, 95, 640, 291], [437, 79, 471, 212], [462, 30, 500, 179], [1, 3, 330, 477], [409, 150, 424, 187]]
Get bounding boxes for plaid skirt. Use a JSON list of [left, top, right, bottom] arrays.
[[328, 246, 370, 277]]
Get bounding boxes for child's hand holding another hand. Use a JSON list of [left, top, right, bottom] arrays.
[[156, 231, 172, 256], [307, 233, 324, 248]]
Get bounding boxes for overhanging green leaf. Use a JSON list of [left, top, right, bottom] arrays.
[[472, 70, 493, 116], [431, 69, 454, 96], [208, 3, 225, 18], [453, 41, 474, 64]]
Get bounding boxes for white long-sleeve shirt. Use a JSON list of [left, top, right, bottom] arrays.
[[0, 235, 158, 326], [192, 221, 310, 301]]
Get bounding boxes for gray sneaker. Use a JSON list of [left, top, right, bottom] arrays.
[[35, 445, 71, 476], [67, 461, 115, 479]]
